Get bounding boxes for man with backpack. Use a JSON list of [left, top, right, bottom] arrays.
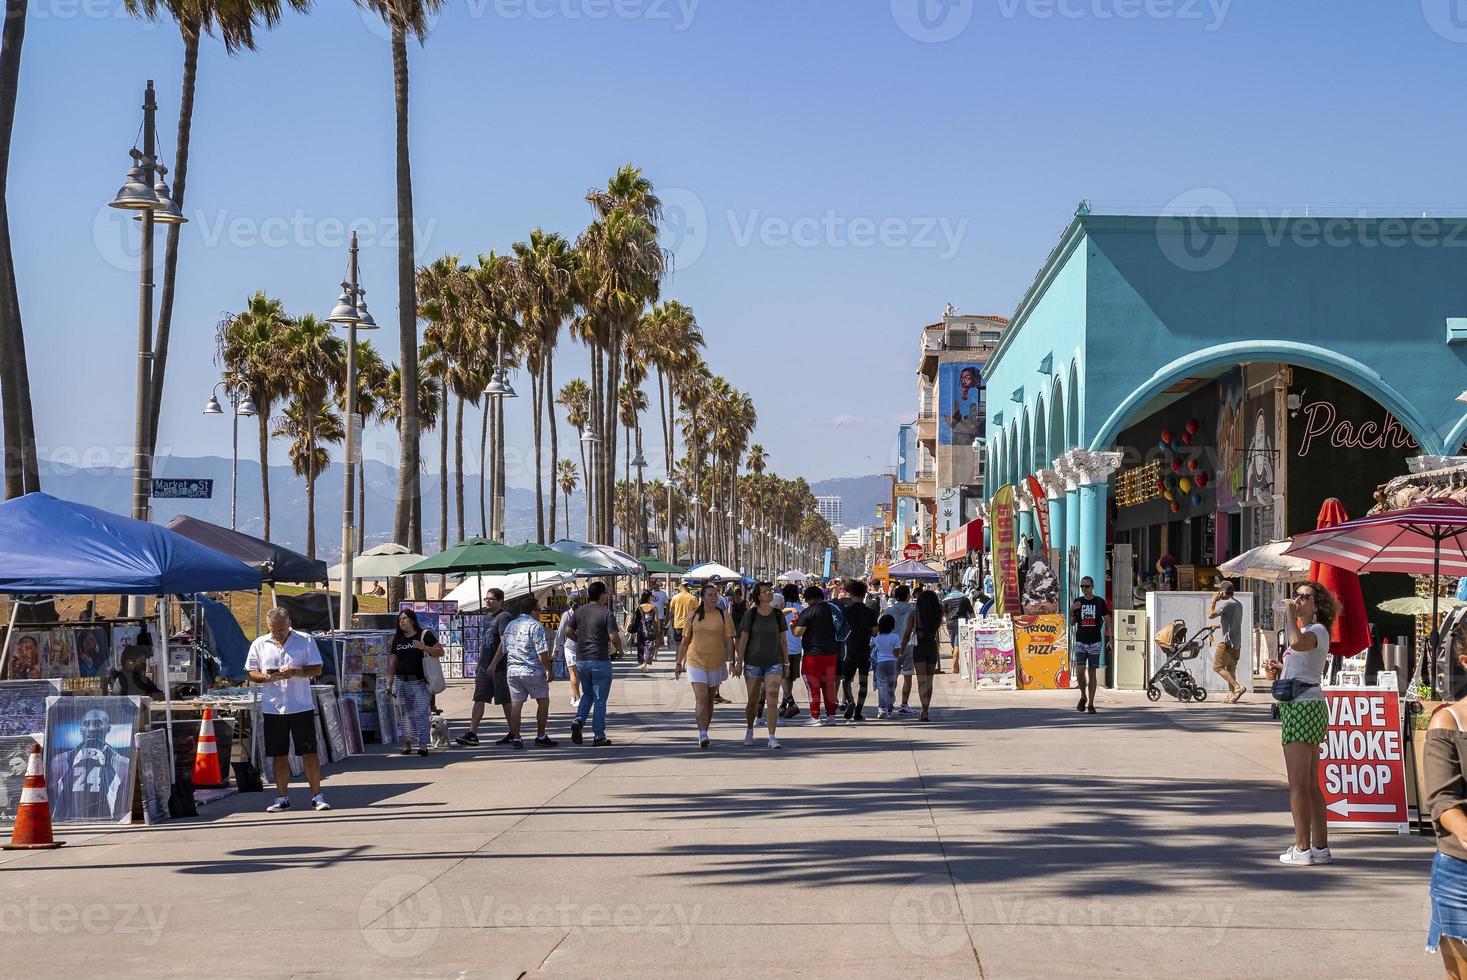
[[839, 579, 879, 722], [793, 584, 842, 725]]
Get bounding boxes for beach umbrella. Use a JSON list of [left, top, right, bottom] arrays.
[[1217, 541, 1311, 583], [514, 542, 602, 574], [1285, 499, 1467, 692], [1379, 595, 1467, 617], [327, 542, 429, 580], [684, 562, 749, 584], [549, 539, 645, 576], [1306, 499, 1371, 659], [886, 558, 942, 582], [445, 570, 577, 610], [638, 557, 688, 576], [778, 570, 812, 582]]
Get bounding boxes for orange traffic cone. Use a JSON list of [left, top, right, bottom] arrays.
[[4, 742, 64, 850], [192, 708, 223, 788]]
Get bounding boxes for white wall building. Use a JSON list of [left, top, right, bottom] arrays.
[[838, 525, 873, 549], [816, 496, 843, 528]]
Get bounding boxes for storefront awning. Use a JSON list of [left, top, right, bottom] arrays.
[[944, 519, 984, 561]]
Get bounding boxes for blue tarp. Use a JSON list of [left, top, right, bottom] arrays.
[[0, 493, 262, 595], [193, 594, 250, 679]]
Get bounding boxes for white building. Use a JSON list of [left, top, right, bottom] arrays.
[[816, 496, 843, 528], [838, 525, 873, 549]]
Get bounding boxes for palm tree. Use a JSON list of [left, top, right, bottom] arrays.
[[417, 255, 471, 543], [272, 398, 344, 558], [576, 166, 667, 543], [382, 363, 440, 548], [555, 458, 579, 539], [216, 292, 292, 539], [0, 0, 39, 497], [335, 339, 390, 553], [467, 251, 523, 541], [126, 0, 310, 461], [617, 381, 647, 552], [642, 301, 703, 559], [513, 229, 577, 544], [746, 444, 767, 476], [354, 0, 443, 592], [556, 379, 592, 539]]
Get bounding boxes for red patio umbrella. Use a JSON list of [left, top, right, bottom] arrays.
[[1284, 499, 1467, 692], [1306, 499, 1371, 659]]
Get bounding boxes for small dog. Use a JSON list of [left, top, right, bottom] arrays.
[[429, 716, 452, 748]]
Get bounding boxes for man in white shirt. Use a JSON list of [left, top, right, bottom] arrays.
[[245, 607, 329, 813], [649, 581, 669, 649]]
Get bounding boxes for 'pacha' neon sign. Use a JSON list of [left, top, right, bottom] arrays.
[[1296, 400, 1418, 457]]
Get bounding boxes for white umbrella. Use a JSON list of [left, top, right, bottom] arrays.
[[778, 570, 812, 582], [685, 562, 747, 583], [1217, 541, 1311, 583], [328, 542, 430, 580], [549, 539, 645, 576], [1378, 595, 1467, 617], [445, 571, 576, 611]]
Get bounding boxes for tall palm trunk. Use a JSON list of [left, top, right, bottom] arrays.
[[479, 401, 488, 537], [0, 0, 39, 498], [144, 26, 198, 458], [357, 442, 366, 552], [256, 402, 272, 539], [602, 325, 622, 545], [438, 393, 448, 550], [578, 433, 590, 540], [454, 392, 465, 542], [389, 22, 423, 602], [305, 471, 316, 558], [532, 371, 544, 543], [546, 357, 558, 544]]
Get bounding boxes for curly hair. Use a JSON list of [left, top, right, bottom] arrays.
[[1298, 581, 1340, 630]]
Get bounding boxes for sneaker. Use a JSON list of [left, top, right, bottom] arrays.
[[570, 698, 580, 710], [417, 748, 429, 757], [570, 720, 584, 745], [876, 709, 890, 719], [266, 796, 290, 813], [821, 716, 837, 726], [767, 736, 782, 749], [1228, 688, 1246, 704], [713, 694, 730, 704], [495, 733, 515, 746], [897, 705, 913, 716], [853, 713, 868, 722], [844, 702, 855, 721], [454, 732, 480, 747], [311, 795, 331, 812], [1279, 846, 1314, 866], [593, 737, 613, 747], [1087, 705, 1097, 715], [743, 730, 755, 747], [1310, 847, 1332, 865], [699, 736, 710, 750], [803, 716, 823, 727], [512, 738, 524, 750], [534, 735, 558, 748]]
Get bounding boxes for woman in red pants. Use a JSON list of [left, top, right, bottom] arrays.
[[793, 585, 840, 726]]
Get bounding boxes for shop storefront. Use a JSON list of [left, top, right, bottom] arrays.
[[982, 209, 1467, 649]]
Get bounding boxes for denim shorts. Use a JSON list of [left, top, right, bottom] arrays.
[[1073, 641, 1104, 668], [1430, 851, 1467, 951], [743, 663, 783, 681]]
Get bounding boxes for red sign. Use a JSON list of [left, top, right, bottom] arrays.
[[902, 543, 925, 561], [1025, 475, 1050, 552], [1319, 689, 1408, 832], [990, 485, 1020, 617]]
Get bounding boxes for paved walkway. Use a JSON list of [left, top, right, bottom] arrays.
[[0, 660, 1439, 978]]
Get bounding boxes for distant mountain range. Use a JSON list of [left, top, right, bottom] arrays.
[[35, 456, 892, 560]]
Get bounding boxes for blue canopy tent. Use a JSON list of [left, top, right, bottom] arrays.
[[0, 493, 262, 766]]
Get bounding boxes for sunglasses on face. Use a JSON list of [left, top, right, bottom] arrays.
[[1294, 592, 1314, 601]]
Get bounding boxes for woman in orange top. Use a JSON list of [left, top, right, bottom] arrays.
[[676, 583, 735, 749]]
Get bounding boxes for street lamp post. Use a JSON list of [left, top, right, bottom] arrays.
[[483, 330, 517, 542], [108, 79, 185, 616], [631, 437, 648, 558], [204, 384, 257, 530], [327, 231, 377, 631]]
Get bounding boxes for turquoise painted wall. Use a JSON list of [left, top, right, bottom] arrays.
[[987, 214, 1467, 485]]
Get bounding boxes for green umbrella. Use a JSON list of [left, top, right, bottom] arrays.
[[1378, 595, 1466, 617], [402, 538, 562, 576], [638, 557, 688, 575]]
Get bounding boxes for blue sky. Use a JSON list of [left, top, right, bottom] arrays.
[[13, 0, 1467, 489]]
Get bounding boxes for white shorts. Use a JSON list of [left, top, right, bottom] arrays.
[[687, 665, 728, 687], [563, 647, 577, 670], [900, 645, 916, 677]]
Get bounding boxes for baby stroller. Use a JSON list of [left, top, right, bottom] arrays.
[[1145, 620, 1217, 703]]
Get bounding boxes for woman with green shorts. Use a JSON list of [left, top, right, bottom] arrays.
[[1268, 581, 1338, 867]]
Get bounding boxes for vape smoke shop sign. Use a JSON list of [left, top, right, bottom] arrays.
[[1318, 688, 1408, 833]]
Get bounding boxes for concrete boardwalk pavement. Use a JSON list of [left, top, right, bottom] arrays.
[[0, 660, 1440, 979]]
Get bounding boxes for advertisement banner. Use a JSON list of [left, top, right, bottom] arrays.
[[1013, 614, 1070, 690], [1026, 475, 1050, 552], [939, 362, 984, 488], [990, 485, 1020, 617], [973, 617, 1016, 689], [1319, 688, 1408, 833]]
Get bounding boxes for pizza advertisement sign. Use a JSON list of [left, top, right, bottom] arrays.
[[1319, 688, 1408, 833]]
